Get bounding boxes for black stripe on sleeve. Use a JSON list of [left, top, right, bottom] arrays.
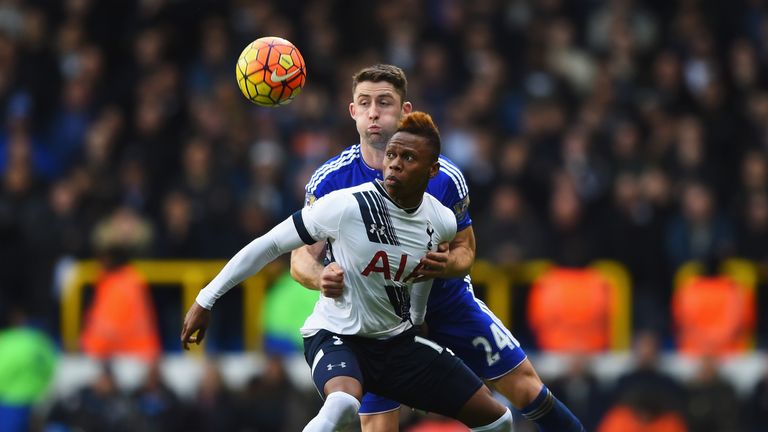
[[292, 211, 317, 245]]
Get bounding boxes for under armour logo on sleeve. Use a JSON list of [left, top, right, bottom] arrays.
[[327, 362, 347, 370]]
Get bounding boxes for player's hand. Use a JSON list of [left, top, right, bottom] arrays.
[[180, 302, 210, 350], [319, 262, 344, 298], [415, 242, 450, 280], [417, 322, 430, 337]]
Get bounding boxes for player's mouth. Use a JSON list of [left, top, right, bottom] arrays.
[[367, 125, 382, 134], [385, 175, 400, 186]]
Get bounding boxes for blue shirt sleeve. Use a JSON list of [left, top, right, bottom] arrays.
[[304, 145, 361, 206], [429, 157, 472, 231], [305, 179, 334, 206]]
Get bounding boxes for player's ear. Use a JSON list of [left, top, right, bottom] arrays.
[[429, 161, 440, 178], [402, 101, 413, 114], [349, 102, 356, 119]]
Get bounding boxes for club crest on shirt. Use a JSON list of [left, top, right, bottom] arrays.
[[305, 192, 317, 207], [453, 196, 470, 221], [426, 222, 435, 251]]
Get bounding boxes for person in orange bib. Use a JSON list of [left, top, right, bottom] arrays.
[[80, 207, 160, 362]]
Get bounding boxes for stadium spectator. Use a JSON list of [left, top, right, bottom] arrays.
[[747, 359, 768, 432], [475, 182, 545, 264], [684, 356, 741, 432], [235, 355, 319, 431], [671, 259, 755, 357], [189, 360, 239, 432], [597, 405, 687, 432], [665, 181, 734, 269], [153, 189, 204, 258], [605, 331, 687, 430], [0, 306, 57, 432], [547, 355, 608, 431], [735, 190, 768, 263], [45, 361, 137, 432], [131, 359, 187, 432], [528, 266, 615, 353], [80, 206, 160, 362], [599, 170, 670, 333], [544, 173, 597, 266], [15, 175, 87, 326]]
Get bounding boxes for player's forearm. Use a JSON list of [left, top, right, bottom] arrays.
[[290, 247, 325, 290], [197, 217, 304, 309], [444, 245, 474, 278], [443, 226, 476, 278]]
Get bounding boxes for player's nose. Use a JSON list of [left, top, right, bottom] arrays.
[[388, 155, 402, 170], [368, 104, 380, 119]]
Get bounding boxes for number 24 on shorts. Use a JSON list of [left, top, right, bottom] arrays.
[[472, 323, 517, 366]]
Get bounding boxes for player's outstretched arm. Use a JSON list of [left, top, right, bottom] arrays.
[[180, 216, 309, 348], [417, 226, 476, 279]]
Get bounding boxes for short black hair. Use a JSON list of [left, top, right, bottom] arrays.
[[352, 64, 408, 103], [396, 111, 441, 161]]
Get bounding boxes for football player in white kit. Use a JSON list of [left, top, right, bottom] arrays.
[[181, 112, 513, 431]]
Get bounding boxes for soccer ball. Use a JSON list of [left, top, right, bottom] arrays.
[[235, 36, 306, 107]]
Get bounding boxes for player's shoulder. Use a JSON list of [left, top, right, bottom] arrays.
[[314, 182, 369, 205], [423, 192, 456, 218], [306, 144, 361, 192], [339, 182, 374, 195], [423, 192, 458, 233], [433, 154, 469, 198]]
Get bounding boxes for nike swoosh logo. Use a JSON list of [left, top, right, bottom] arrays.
[[271, 68, 300, 82]]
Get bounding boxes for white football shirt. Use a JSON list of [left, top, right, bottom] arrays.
[[297, 181, 457, 339]]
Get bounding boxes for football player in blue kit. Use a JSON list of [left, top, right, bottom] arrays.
[[291, 64, 584, 432]]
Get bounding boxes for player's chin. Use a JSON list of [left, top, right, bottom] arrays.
[[367, 134, 388, 149]]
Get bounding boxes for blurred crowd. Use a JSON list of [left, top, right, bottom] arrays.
[[2, 0, 768, 429], [2, 0, 768, 335], [42, 356, 322, 432]]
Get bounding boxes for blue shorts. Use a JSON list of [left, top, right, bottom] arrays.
[[304, 328, 483, 418], [359, 287, 526, 414]]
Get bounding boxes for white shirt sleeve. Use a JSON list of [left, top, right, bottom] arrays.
[[196, 214, 311, 309], [433, 199, 458, 245], [299, 189, 345, 241], [195, 192, 346, 309]]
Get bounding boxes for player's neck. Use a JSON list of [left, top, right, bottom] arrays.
[[376, 180, 422, 210], [391, 193, 422, 209], [360, 141, 385, 171]]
